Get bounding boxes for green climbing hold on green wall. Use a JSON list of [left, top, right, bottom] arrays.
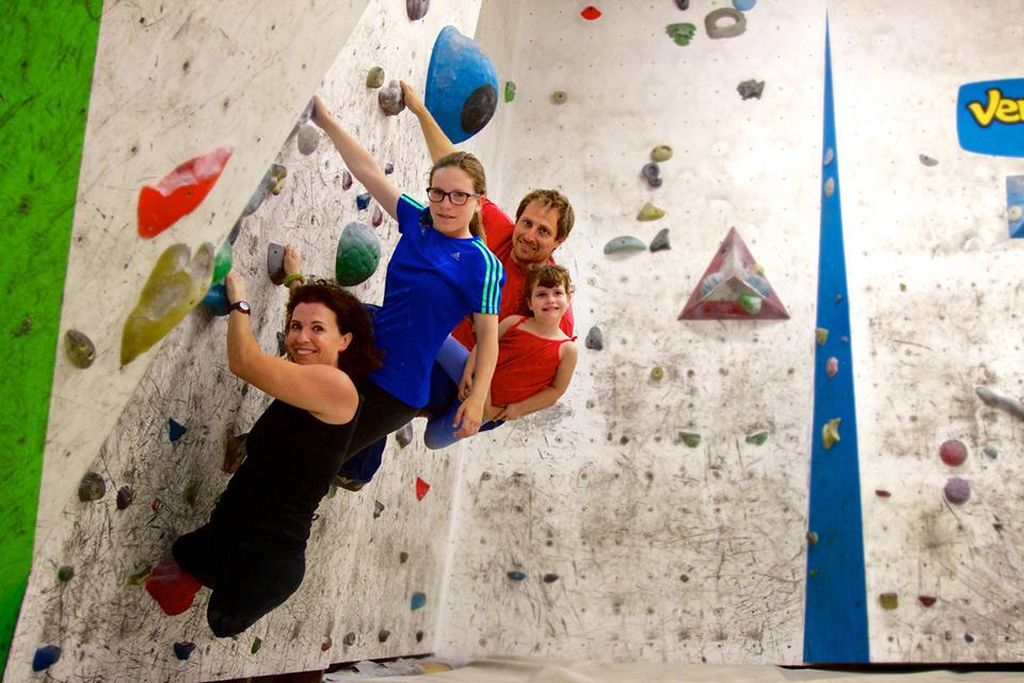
[[212, 241, 232, 284], [335, 222, 381, 286]]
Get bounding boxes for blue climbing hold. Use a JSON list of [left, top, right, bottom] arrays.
[[507, 570, 527, 581], [202, 282, 230, 316], [733, 0, 757, 9], [32, 645, 61, 672], [169, 418, 187, 442], [411, 591, 427, 610], [173, 641, 197, 660], [425, 26, 499, 144], [356, 192, 371, 211]]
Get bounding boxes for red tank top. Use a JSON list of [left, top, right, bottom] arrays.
[[490, 319, 575, 406]]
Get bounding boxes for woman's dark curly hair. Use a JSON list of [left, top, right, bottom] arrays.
[[285, 280, 383, 384]]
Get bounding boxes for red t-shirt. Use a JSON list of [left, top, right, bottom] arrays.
[[451, 199, 574, 348], [490, 319, 575, 406]]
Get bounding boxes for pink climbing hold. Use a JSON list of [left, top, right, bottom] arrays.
[[581, 6, 602, 20], [137, 146, 233, 238], [825, 357, 838, 378], [144, 556, 202, 616], [939, 439, 967, 467], [415, 476, 430, 501]]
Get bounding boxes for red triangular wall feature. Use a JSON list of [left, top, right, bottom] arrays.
[[679, 228, 789, 320]]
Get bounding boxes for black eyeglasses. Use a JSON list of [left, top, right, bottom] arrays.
[[426, 187, 479, 206]]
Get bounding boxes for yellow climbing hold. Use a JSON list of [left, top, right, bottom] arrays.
[[822, 418, 841, 449], [121, 243, 215, 366], [637, 202, 665, 221], [815, 328, 829, 346]]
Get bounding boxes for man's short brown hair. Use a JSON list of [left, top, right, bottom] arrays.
[[515, 189, 575, 242]]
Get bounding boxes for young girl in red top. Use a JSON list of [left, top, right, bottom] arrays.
[[424, 264, 578, 449]]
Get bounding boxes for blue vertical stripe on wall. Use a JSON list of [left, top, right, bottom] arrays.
[[803, 20, 870, 664]]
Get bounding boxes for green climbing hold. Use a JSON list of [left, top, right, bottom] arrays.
[[737, 294, 762, 315], [666, 22, 697, 46], [57, 566, 74, 583], [78, 472, 106, 502], [651, 145, 673, 162], [64, 329, 96, 369], [745, 431, 768, 445], [678, 431, 701, 448], [504, 81, 516, 103], [251, 637, 262, 654], [637, 202, 665, 221], [603, 236, 646, 254], [335, 222, 381, 286], [127, 566, 151, 586], [120, 243, 215, 366], [366, 66, 385, 88], [551, 90, 568, 105], [212, 240, 232, 283]]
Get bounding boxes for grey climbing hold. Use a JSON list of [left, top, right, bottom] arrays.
[[378, 629, 391, 642], [379, 80, 405, 116], [641, 162, 662, 188], [78, 472, 106, 502], [675, 0, 689, 8], [975, 386, 1024, 421], [585, 326, 603, 350], [396, 422, 414, 448], [366, 66, 385, 89], [296, 124, 320, 155], [399, 551, 409, 563], [341, 170, 353, 190], [551, 90, 568, 105], [373, 500, 385, 518], [637, 202, 665, 221], [824, 177, 835, 197], [651, 145, 673, 162], [823, 147, 834, 166], [343, 632, 356, 646], [745, 430, 768, 445], [406, 0, 429, 21], [64, 329, 96, 369], [507, 571, 527, 581], [919, 154, 938, 167], [649, 227, 671, 252], [267, 242, 286, 285], [705, 7, 746, 39], [983, 447, 998, 459], [737, 79, 765, 99], [603, 236, 646, 254]]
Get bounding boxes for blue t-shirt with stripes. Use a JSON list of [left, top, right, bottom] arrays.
[[369, 194, 504, 407]]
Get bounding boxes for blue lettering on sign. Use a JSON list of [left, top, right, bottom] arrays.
[[957, 78, 1024, 157]]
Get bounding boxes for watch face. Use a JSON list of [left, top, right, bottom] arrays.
[[232, 300, 251, 314]]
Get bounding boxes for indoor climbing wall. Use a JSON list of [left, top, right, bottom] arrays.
[[438, 0, 828, 665], [831, 0, 1024, 662], [5, 0, 487, 680]]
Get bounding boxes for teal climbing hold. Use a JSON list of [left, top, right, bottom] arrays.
[[411, 592, 427, 610], [746, 430, 768, 445], [425, 26, 499, 143], [169, 418, 187, 442], [507, 571, 527, 581], [335, 221, 381, 286], [604, 236, 646, 254]]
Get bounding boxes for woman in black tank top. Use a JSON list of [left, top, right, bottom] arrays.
[[145, 252, 382, 638]]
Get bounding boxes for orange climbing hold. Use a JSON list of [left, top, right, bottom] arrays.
[[415, 476, 430, 501], [138, 146, 233, 238], [581, 6, 602, 20]]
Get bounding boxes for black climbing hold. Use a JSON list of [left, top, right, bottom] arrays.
[[379, 80, 406, 116], [461, 84, 498, 136], [415, 630, 424, 642], [507, 570, 527, 581], [406, 0, 429, 21], [396, 421, 413, 448], [384, 162, 395, 175], [168, 418, 187, 442], [57, 566, 74, 582], [399, 551, 409, 563], [173, 641, 197, 660], [267, 242, 286, 285], [227, 219, 243, 245], [373, 500, 385, 518], [378, 629, 391, 642], [642, 162, 662, 188], [343, 632, 356, 646], [585, 326, 603, 350], [116, 486, 134, 510], [675, 0, 689, 8], [649, 228, 670, 252], [542, 573, 560, 583], [737, 79, 765, 100], [356, 192, 372, 211], [32, 645, 61, 672], [64, 329, 96, 368], [223, 433, 247, 474], [78, 472, 106, 502]]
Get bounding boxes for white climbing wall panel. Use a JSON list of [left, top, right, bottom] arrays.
[[7, 0, 484, 680], [439, 0, 828, 665], [831, 0, 1024, 662]]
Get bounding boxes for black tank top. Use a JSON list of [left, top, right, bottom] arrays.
[[210, 398, 357, 554]]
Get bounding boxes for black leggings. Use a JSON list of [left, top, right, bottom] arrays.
[[343, 381, 418, 458], [172, 525, 304, 638]]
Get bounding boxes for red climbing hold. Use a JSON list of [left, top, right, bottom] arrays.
[[875, 489, 892, 498], [939, 439, 967, 467], [919, 595, 937, 607], [144, 556, 202, 616], [137, 146, 233, 238], [415, 476, 430, 501], [581, 6, 602, 20]]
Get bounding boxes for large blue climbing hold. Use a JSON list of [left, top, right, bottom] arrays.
[[32, 645, 62, 672], [202, 283, 230, 316], [425, 26, 499, 144]]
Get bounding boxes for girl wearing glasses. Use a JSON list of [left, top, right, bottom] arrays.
[[311, 95, 504, 464]]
